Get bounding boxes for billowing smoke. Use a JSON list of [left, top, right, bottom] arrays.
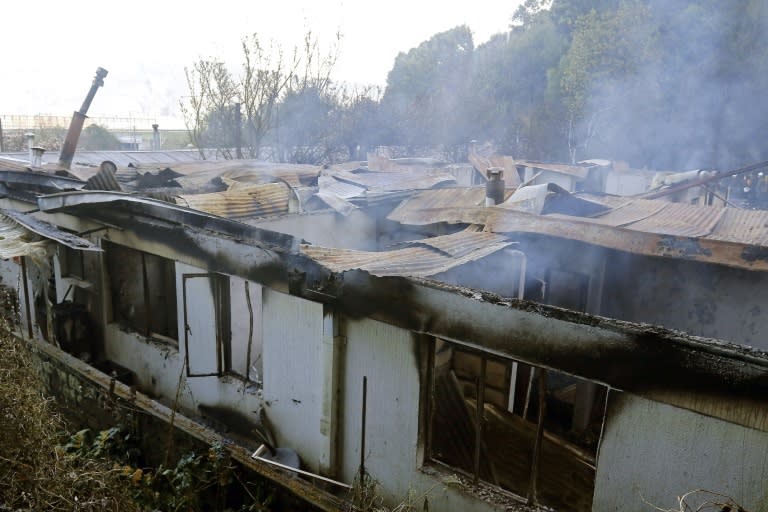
[[576, 1, 768, 171]]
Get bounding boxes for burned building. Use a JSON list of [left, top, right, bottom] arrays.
[[0, 148, 767, 512]]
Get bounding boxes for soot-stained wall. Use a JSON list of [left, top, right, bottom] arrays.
[[601, 250, 768, 348]]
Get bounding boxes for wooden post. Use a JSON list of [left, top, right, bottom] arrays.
[[473, 358, 486, 484], [360, 376, 367, 480], [20, 257, 32, 338], [528, 369, 547, 506]]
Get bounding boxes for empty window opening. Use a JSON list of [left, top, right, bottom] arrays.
[[104, 241, 178, 343], [428, 339, 607, 511]]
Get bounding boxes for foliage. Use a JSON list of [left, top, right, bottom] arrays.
[[79, 124, 122, 150], [381, 26, 475, 152], [181, 0, 768, 169], [61, 426, 275, 512], [0, 309, 140, 511], [182, 29, 354, 164]]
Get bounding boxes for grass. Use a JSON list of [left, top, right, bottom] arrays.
[[0, 315, 140, 511]]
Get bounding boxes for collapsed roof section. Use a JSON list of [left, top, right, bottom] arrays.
[[301, 227, 513, 277], [388, 186, 768, 272]]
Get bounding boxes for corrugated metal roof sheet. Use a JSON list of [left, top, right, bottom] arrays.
[[583, 199, 726, 237], [0, 216, 48, 260], [177, 182, 290, 219], [301, 229, 513, 277], [387, 186, 768, 269], [708, 208, 768, 246], [515, 160, 592, 179], [387, 188, 511, 224], [1, 208, 101, 251], [318, 174, 366, 199], [331, 168, 456, 192], [166, 161, 320, 189]]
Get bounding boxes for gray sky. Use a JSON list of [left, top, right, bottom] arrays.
[[1, 0, 521, 128]]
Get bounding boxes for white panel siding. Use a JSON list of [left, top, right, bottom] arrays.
[[262, 289, 324, 471], [339, 318, 501, 512], [340, 318, 421, 496], [594, 393, 768, 512]]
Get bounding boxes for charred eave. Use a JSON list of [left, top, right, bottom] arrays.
[[1, 208, 101, 251], [0, 169, 85, 192], [35, 193, 768, 404], [304, 271, 768, 402]]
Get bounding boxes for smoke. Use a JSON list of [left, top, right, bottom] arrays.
[[578, 1, 768, 171]]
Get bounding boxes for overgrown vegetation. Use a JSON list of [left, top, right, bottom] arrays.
[[0, 332, 140, 511], [60, 427, 274, 511], [0, 288, 273, 511]]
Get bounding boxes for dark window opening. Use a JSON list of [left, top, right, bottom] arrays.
[[60, 246, 85, 280], [428, 339, 607, 512], [104, 241, 178, 343]]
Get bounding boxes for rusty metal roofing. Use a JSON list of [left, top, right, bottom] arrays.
[[580, 199, 726, 237], [387, 187, 512, 224], [301, 229, 513, 277], [515, 160, 592, 179], [177, 182, 290, 220], [706, 208, 768, 246], [164, 161, 320, 189], [388, 186, 768, 270], [331, 168, 456, 192]]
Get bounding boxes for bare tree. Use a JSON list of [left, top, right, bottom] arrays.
[[278, 29, 342, 164], [180, 59, 238, 159], [240, 34, 298, 159], [181, 29, 343, 164]]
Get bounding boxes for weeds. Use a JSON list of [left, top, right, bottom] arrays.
[[0, 331, 140, 511]]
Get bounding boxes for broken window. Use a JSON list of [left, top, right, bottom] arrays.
[[60, 246, 85, 281], [224, 277, 263, 385], [179, 271, 263, 383], [104, 241, 178, 343], [427, 339, 607, 511]]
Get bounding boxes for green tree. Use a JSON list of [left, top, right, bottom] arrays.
[[470, 14, 567, 158], [557, 1, 657, 162], [381, 26, 475, 154], [79, 124, 121, 150]]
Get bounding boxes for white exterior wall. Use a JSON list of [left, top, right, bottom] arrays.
[[339, 317, 501, 512], [594, 393, 768, 512], [261, 289, 326, 471], [103, 262, 263, 423]]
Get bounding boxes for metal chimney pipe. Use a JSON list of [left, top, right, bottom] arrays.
[[25, 133, 35, 163], [485, 167, 505, 206], [152, 124, 160, 151], [58, 67, 108, 170], [30, 147, 45, 168]]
